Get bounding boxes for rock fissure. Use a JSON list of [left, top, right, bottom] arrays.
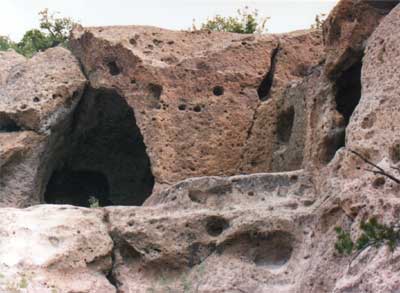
[[257, 43, 281, 101]]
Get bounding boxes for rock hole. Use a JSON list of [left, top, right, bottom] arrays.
[[389, 143, 400, 163], [206, 216, 229, 237], [257, 46, 280, 101], [129, 38, 137, 46], [0, 114, 21, 132], [253, 231, 294, 269], [372, 177, 386, 189], [148, 83, 163, 99], [193, 105, 202, 112], [220, 231, 294, 270], [178, 104, 186, 111], [33, 97, 40, 103], [107, 60, 121, 76], [277, 106, 295, 143], [213, 86, 224, 96], [44, 88, 154, 206]]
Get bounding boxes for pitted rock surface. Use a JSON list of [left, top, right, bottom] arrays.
[[0, 0, 400, 292]]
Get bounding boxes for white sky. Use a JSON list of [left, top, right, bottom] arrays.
[[1, 0, 338, 41]]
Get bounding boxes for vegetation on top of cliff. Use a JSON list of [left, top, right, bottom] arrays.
[[0, 9, 76, 57], [192, 6, 269, 34], [311, 13, 326, 30]]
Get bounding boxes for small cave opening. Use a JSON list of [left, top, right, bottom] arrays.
[[324, 60, 362, 163], [44, 88, 155, 207], [335, 61, 362, 126]]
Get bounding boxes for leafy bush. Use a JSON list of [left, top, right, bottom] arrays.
[[193, 6, 269, 34], [334, 227, 354, 255], [0, 36, 14, 51], [335, 218, 400, 256], [0, 9, 76, 57]]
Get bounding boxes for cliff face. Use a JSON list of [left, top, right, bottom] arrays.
[[0, 0, 399, 292]]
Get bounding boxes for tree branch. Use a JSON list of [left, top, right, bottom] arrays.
[[349, 149, 400, 184]]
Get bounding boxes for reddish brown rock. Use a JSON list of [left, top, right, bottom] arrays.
[[70, 26, 277, 185], [70, 26, 323, 186], [239, 30, 324, 173], [323, 0, 398, 79]]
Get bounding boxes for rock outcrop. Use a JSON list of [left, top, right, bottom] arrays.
[[0, 171, 317, 292], [0, 0, 400, 292], [323, 0, 399, 79], [0, 47, 86, 207]]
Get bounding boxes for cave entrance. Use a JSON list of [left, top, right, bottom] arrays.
[[324, 61, 362, 163], [44, 88, 154, 207], [335, 61, 362, 127]]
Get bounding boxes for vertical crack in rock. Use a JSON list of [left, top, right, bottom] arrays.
[[237, 42, 281, 171], [257, 43, 281, 101], [102, 209, 120, 292]]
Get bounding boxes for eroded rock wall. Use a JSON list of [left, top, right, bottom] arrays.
[[0, 0, 400, 292], [0, 48, 86, 207], [69, 26, 324, 185]]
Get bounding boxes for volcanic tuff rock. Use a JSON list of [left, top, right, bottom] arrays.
[[0, 47, 86, 207], [69, 26, 324, 185], [0, 171, 317, 293], [0, 0, 400, 292]]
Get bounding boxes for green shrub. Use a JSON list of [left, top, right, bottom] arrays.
[[0, 9, 76, 57], [0, 36, 15, 51], [193, 6, 269, 34], [335, 217, 400, 256]]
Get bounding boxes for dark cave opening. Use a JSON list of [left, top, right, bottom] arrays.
[[324, 61, 362, 163], [335, 61, 362, 126], [45, 170, 112, 207], [44, 88, 154, 207]]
